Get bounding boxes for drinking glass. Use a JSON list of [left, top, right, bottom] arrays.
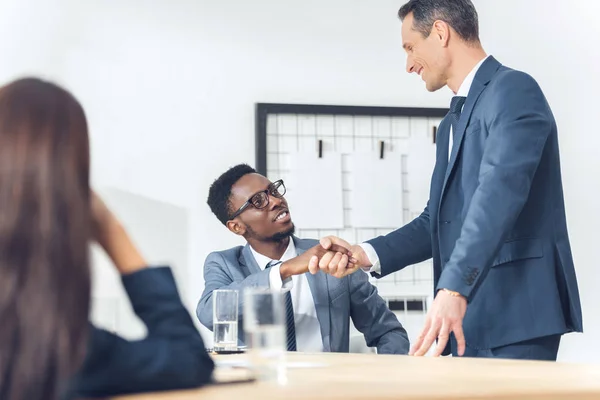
[[213, 289, 239, 352], [243, 287, 287, 384]]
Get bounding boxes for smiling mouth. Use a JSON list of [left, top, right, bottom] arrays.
[[274, 210, 289, 222]]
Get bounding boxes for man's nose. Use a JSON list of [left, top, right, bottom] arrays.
[[406, 57, 416, 74], [268, 194, 283, 210]]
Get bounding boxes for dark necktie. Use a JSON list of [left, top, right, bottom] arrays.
[[266, 260, 297, 351], [449, 96, 467, 141]]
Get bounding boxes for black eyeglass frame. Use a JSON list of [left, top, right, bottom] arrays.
[[229, 179, 286, 220]]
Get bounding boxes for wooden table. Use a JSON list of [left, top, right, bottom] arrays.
[[116, 352, 600, 399]]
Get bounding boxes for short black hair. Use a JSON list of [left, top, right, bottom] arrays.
[[398, 0, 479, 43], [207, 163, 256, 225]]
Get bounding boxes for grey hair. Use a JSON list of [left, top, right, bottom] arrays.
[[398, 0, 480, 43]]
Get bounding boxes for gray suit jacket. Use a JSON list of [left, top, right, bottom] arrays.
[[367, 56, 583, 353], [197, 237, 409, 354]]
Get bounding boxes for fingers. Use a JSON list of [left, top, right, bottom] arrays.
[[409, 318, 430, 356], [326, 244, 357, 265], [308, 255, 319, 274], [329, 253, 350, 278], [320, 236, 333, 250], [314, 236, 359, 277], [433, 320, 450, 357], [409, 292, 468, 358], [318, 251, 335, 272], [328, 252, 344, 271], [310, 256, 356, 275], [413, 317, 440, 356], [314, 243, 350, 258], [453, 323, 466, 356], [320, 235, 351, 250], [328, 243, 351, 256]]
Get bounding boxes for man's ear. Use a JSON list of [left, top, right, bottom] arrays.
[[432, 20, 451, 47], [226, 220, 246, 236]]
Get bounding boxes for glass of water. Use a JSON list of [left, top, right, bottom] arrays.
[[243, 287, 287, 384], [213, 289, 238, 352]]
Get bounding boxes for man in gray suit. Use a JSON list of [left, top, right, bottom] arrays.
[[314, 0, 582, 361], [197, 164, 409, 354]]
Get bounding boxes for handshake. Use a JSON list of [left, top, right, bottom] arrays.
[[280, 236, 373, 279]]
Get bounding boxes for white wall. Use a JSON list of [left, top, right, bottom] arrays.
[[0, 0, 598, 361], [89, 187, 190, 339]]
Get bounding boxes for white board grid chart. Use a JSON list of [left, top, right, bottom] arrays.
[[258, 104, 446, 298]]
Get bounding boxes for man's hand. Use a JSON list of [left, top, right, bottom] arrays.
[[307, 236, 372, 278], [282, 242, 356, 279], [410, 289, 467, 357]]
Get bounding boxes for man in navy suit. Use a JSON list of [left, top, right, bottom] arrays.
[[315, 0, 583, 361], [197, 164, 409, 354]]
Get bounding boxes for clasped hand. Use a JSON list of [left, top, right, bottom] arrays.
[[305, 236, 371, 278]]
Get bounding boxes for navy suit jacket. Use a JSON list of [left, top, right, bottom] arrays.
[[197, 237, 410, 354], [367, 56, 583, 352], [66, 267, 214, 399]]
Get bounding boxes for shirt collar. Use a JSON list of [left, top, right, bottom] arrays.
[[250, 238, 297, 270], [456, 55, 489, 97]]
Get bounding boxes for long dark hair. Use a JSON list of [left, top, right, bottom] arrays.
[[0, 78, 92, 400]]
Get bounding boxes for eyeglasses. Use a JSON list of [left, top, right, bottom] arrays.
[[230, 179, 286, 220]]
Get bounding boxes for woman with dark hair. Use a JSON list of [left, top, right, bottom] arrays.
[[0, 77, 214, 400]]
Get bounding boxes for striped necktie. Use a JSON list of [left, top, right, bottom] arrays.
[[266, 260, 297, 351]]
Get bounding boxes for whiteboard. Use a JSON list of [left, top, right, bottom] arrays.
[[264, 112, 441, 293]]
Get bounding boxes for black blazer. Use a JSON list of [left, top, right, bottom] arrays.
[[66, 266, 214, 399]]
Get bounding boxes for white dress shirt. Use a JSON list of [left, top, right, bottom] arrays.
[[249, 239, 324, 352], [361, 55, 490, 274]]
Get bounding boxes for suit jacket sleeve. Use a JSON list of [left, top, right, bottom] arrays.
[[71, 267, 214, 398], [436, 71, 553, 299], [196, 252, 270, 331], [347, 270, 410, 354], [366, 203, 432, 278]]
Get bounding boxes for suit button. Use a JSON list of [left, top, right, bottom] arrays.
[[464, 267, 477, 285]]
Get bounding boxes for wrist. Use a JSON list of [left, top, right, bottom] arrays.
[[95, 217, 124, 247], [439, 288, 466, 299], [359, 255, 372, 269], [355, 244, 375, 269], [280, 260, 305, 280]]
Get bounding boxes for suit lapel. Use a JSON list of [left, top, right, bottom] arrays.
[[441, 56, 501, 199], [442, 80, 484, 188], [429, 116, 451, 222], [293, 237, 331, 351], [240, 244, 261, 275]]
